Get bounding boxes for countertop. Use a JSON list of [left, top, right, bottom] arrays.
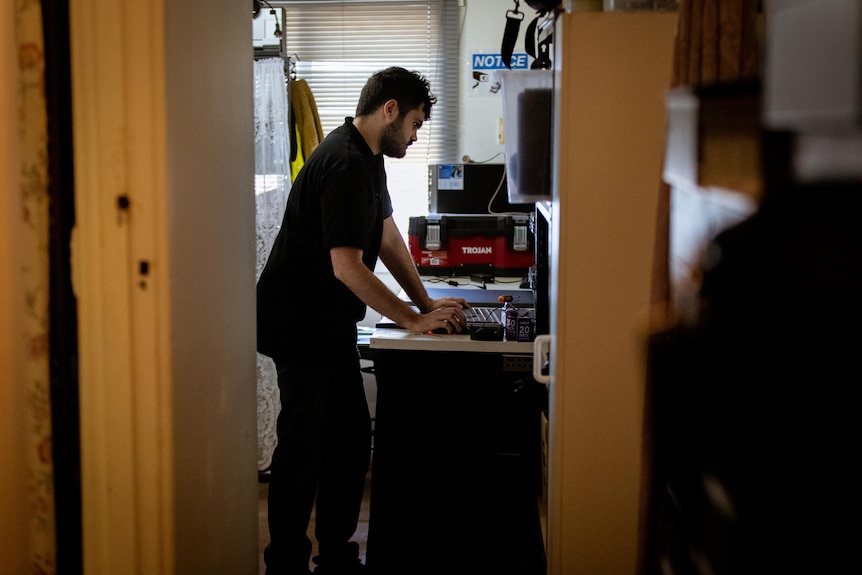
[[369, 327, 533, 354]]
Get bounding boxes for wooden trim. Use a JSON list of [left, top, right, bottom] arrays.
[[69, 0, 173, 572]]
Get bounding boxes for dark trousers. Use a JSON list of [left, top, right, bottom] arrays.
[[264, 349, 371, 574]]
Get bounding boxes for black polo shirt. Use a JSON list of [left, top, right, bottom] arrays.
[[257, 117, 393, 359]]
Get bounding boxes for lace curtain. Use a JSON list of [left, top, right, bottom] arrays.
[[254, 57, 290, 471]]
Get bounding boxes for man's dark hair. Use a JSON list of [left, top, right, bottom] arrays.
[[355, 67, 437, 120]]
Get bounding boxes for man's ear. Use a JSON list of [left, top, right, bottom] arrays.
[[382, 99, 399, 122]]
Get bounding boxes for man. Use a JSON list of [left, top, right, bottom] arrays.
[[257, 67, 468, 575]]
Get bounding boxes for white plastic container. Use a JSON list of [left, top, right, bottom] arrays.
[[499, 70, 553, 203]]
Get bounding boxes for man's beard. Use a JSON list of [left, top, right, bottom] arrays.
[[380, 116, 407, 158]]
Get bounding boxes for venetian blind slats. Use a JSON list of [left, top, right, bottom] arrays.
[[281, 0, 458, 163]]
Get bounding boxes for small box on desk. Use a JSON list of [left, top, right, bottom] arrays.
[[408, 214, 535, 276]]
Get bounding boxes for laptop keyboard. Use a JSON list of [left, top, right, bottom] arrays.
[[376, 305, 517, 333]]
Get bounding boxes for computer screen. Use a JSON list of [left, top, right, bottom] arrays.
[[428, 163, 534, 214]]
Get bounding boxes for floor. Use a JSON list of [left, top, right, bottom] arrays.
[[257, 460, 372, 575]]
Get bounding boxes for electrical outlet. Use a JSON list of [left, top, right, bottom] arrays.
[[502, 354, 533, 373]]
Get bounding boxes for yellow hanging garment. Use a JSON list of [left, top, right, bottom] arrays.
[[290, 79, 324, 162], [290, 123, 304, 183]]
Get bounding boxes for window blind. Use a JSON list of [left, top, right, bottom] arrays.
[[275, 0, 460, 235]]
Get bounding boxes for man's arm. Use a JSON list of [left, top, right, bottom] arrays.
[[378, 217, 469, 313], [330, 237, 467, 333], [378, 217, 435, 311]]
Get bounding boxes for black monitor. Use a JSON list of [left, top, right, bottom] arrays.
[[428, 163, 534, 214]]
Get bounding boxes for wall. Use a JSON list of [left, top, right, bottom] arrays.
[[1, 5, 29, 573], [165, 1, 260, 572], [2, 2, 57, 571], [69, 0, 259, 572], [456, 0, 542, 160]]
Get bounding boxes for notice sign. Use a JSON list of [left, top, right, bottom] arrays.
[[470, 52, 529, 97]]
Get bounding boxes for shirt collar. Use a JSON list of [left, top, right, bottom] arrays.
[[343, 116, 376, 158]]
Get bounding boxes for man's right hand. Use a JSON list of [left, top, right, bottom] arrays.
[[406, 305, 468, 334]]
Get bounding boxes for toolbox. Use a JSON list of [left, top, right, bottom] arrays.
[[408, 214, 535, 276]]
